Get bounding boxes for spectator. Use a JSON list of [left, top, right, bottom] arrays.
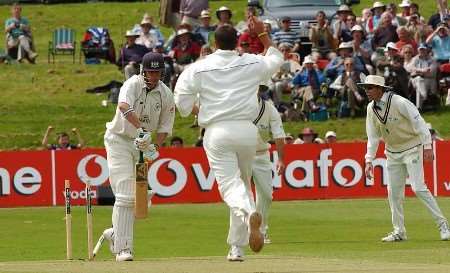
[[170, 136, 184, 147], [372, 12, 399, 50], [263, 19, 273, 37], [398, 0, 411, 18], [395, 26, 418, 54], [136, 14, 165, 50], [285, 133, 295, 145], [292, 56, 324, 117], [401, 44, 415, 73], [238, 25, 264, 54], [215, 6, 233, 27], [170, 28, 201, 66], [179, 0, 209, 28], [428, 10, 449, 30], [325, 131, 337, 143], [360, 8, 372, 28], [406, 13, 430, 43], [330, 57, 366, 117], [42, 126, 84, 150], [194, 10, 216, 45], [270, 43, 301, 105], [4, 3, 37, 63], [325, 42, 365, 81], [409, 3, 425, 22], [407, 43, 438, 110], [117, 30, 150, 79], [426, 22, 450, 64], [375, 42, 399, 75], [367, 1, 386, 34], [333, 5, 353, 42], [272, 16, 301, 53], [386, 3, 407, 27], [309, 11, 337, 61], [351, 25, 373, 73], [293, 128, 323, 144]]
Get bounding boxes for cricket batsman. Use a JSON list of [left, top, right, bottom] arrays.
[[252, 90, 286, 245], [101, 52, 175, 261], [361, 75, 450, 242]]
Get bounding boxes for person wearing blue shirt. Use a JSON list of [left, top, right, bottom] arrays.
[[4, 3, 37, 62], [292, 56, 325, 116], [426, 22, 450, 63], [325, 41, 365, 80]]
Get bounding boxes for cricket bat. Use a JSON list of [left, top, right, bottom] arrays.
[[135, 150, 148, 219], [64, 180, 72, 260], [86, 183, 94, 261]]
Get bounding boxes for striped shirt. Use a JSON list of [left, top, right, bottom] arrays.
[[272, 29, 300, 47]]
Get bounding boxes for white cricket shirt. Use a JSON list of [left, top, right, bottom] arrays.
[[174, 47, 283, 127], [254, 99, 286, 152], [106, 75, 175, 139], [365, 92, 432, 163]]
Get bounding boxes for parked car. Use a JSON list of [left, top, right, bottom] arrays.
[[260, 0, 359, 55]]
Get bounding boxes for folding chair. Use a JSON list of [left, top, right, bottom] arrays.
[[48, 28, 76, 63]]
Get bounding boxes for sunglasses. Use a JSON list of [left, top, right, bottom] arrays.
[[366, 85, 377, 90]]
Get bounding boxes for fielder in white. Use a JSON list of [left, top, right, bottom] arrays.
[[361, 75, 450, 242], [102, 52, 175, 261], [174, 19, 283, 261], [252, 93, 286, 244]]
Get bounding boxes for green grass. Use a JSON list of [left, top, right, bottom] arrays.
[[2, 199, 450, 263], [0, 0, 448, 150]]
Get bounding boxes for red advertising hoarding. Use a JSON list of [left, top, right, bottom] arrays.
[[0, 142, 447, 207]]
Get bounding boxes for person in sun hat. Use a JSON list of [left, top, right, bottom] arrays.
[[361, 74, 450, 243], [117, 30, 150, 79]]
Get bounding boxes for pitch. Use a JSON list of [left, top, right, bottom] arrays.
[[1, 199, 450, 272]]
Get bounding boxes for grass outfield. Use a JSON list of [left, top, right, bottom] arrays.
[[2, 198, 450, 272], [0, 0, 448, 150]]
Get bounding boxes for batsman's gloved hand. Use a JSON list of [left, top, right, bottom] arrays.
[[134, 128, 152, 151], [143, 146, 160, 161]]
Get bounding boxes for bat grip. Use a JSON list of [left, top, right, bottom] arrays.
[[139, 151, 144, 163]]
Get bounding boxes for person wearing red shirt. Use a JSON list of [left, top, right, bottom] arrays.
[[238, 30, 264, 54]]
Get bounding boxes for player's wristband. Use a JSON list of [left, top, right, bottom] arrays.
[[258, 32, 268, 38]]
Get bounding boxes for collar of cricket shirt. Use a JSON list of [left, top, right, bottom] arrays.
[[372, 91, 393, 125], [214, 49, 239, 56]]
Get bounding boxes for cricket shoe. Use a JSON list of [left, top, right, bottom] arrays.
[[263, 233, 272, 244], [381, 232, 407, 242], [248, 212, 264, 252], [116, 250, 133, 262], [439, 221, 450, 241], [227, 246, 244, 262]]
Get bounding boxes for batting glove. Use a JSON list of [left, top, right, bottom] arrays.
[[134, 128, 152, 151], [143, 144, 159, 161]]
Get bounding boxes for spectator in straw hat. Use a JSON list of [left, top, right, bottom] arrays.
[[215, 6, 233, 27], [293, 128, 323, 144], [117, 30, 150, 79], [398, 0, 411, 18], [332, 5, 353, 38], [325, 41, 364, 81], [386, 3, 407, 27], [136, 13, 165, 50], [367, 1, 386, 33], [361, 74, 450, 243], [285, 133, 295, 144], [292, 56, 324, 117], [194, 10, 216, 45]]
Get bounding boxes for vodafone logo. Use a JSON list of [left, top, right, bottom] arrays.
[[77, 154, 109, 186]]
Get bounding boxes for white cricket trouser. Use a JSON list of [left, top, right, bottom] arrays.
[[252, 151, 273, 235], [203, 120, 258, 247], [411, 76, 437, 109], [386, 145, 447, 234], [104, 130, 139, 253]]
